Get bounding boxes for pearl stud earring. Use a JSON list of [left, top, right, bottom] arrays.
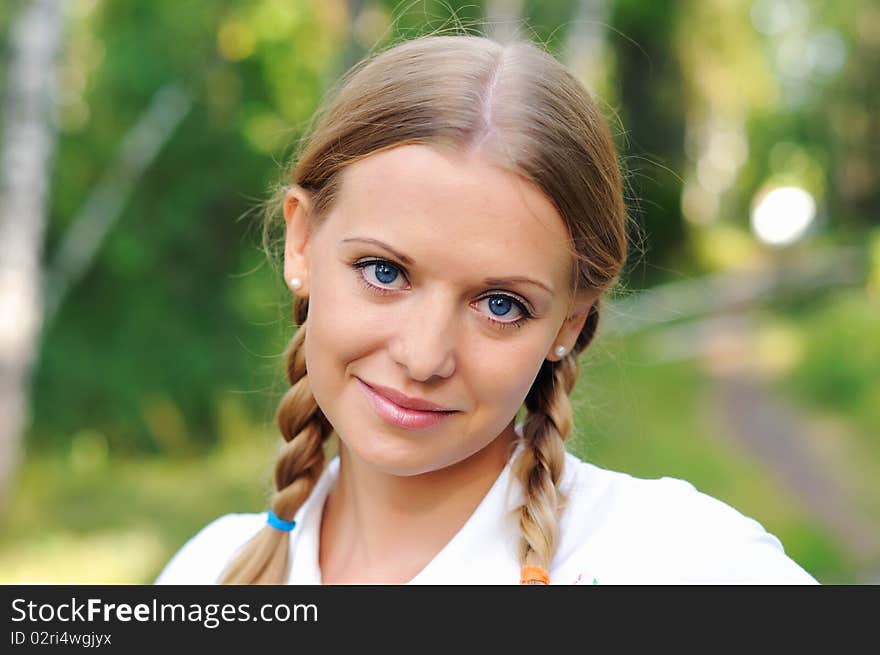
[[554, 345, 566, 357], [289, 277, 302, 290]]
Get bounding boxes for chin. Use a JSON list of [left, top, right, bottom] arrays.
[[339, 426, 480, 477], [342, 437, 451, 477], [343, 424, 509, 479]]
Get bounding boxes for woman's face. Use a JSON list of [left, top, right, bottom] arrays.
[[284, 144, 592, 476]]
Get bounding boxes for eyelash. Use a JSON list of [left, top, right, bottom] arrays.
[[351, 257, 534, 330]]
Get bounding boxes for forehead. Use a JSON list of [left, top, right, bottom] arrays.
[[323, 145, 574, 294]]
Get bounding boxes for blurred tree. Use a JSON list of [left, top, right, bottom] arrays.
[[0, 0, 62, 510], [792, 0, 879, 231], [608, 0, 688, 287]]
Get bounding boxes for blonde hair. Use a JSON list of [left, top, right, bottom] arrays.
[[220, 32, 629, 584]]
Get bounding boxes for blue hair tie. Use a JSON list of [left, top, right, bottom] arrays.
[[266, 509, 296, 532]]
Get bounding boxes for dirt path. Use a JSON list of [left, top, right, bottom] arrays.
[[710, 370, 880, 581], [649, 313, 880, 582]]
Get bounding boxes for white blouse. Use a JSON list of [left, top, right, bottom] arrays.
[[154, 447, 818, 585]]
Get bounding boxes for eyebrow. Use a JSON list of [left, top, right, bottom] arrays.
[[340, 237, 554, 295]]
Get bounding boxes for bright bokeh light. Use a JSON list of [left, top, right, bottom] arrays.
[[750, 185, 817, 246]]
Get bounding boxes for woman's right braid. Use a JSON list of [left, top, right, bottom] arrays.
[[513, 354, 577, 581], [219, 312, 334, 584], [514, 301, 601, 584]]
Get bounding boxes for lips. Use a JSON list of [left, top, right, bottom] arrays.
[[356, 378, 458, 430], [357, 379, 456, 412]]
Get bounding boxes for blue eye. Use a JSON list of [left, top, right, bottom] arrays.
[[488, 296, 513, 316], [355, 259, 407, 290], [373, 262, 400, 285], [475, 295, 529, 328]]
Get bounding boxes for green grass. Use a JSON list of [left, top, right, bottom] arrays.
[[770, 289, 880, 452], [0, 432, 275, 584]]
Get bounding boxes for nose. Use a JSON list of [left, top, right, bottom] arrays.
[[388, 291, 457, 382]]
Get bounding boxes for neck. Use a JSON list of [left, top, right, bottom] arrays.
[[318, 423, 516, 584]]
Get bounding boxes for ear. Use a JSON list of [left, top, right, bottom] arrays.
[[547, 289, 600, 362], [283, 185, 313, 296]]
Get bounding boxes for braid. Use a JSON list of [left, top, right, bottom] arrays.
[[514, 301, 600, 584], [219, 312, 333, 584]]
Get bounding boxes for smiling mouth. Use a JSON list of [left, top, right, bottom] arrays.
[[356, 378, 458, 430], [356, 378, 457, 412]]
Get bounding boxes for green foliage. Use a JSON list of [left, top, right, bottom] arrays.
[[32, 0, 322, 454], [725, 0, 880, 234], [775, 289, 880, 448]]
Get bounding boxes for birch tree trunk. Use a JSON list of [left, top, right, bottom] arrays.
[[0, 0, 62, 512], [485, 0, 524, 43], [562, 0, 611, 88]]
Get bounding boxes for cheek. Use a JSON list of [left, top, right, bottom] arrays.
[[303, 263, 390, 378], [305, 272, 356, 371], [471, 339, 548, 415]]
